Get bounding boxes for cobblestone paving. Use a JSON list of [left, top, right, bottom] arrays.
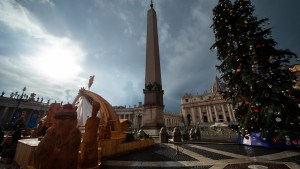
[[179, 144, 234, 160], [102, 143, 300, 168], [276, 154, 300, 165], [223, 162, 290, 169], [101, 166, 211, 169], [198, 143, 296, 157], [105, 144, 197, 161], [2, 142, 299, 169]]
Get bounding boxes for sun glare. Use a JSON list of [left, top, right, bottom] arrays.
[[30, 38, 83, 82]]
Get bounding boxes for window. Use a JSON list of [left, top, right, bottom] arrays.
[[227, 116, 231, 122], [203, 116, 208, 122], [187, 114, 191, 125]]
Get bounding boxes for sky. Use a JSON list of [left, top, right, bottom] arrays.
[[0, 0, 300, 113]]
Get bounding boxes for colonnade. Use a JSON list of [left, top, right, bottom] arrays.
[[182, 103, 237, 125]]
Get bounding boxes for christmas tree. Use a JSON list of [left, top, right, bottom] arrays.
[[211, 0, 300, 144]]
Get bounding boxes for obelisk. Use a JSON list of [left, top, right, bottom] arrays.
[[142, 1, 165, 135]]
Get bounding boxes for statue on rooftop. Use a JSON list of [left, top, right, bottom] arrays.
[[28, 93, 36, 101]]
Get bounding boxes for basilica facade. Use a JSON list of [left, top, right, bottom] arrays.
[[181, 77, 237, 127]]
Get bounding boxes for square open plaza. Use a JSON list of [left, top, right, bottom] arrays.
[[1, 0, 300, 169]]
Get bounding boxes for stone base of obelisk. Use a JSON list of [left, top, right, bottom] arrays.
[[142, 125, 165, 136], [142, 106, 165, 136]]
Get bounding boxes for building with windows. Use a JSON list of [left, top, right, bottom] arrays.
[[181, 77, 237, 127], [114, 102, 181, 131], [163, 112, 182, 129], [114, 102, 144, 130]]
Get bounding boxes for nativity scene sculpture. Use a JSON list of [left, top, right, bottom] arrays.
[[73, 88, 122, 141], [78, 101, 100, 168], [34, 104, 81, 169], [31, 87, 150, 169]]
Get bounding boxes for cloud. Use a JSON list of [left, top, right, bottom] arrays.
[[159, 23, 170, 45], [0, 0, 219, 112], [0, 0, 43, 35], [0, 0, 86, 102], [119, 11, 133, 35], [38, 0, 55, 7], [154, 0, 219, 111], [137, 32, 146, 46]]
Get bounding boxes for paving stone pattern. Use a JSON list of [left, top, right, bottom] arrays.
[[223, 162, 290, 169], [106, 144, 197, 161], [199, 143, 293, 157], [104, 143, 300, 168], [101, 166, 212, 169], [276, 154, 300, 165], [180, 144, 234, 160]]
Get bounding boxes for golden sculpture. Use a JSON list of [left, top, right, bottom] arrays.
[[45, 103, 61, 126], [25, 88, 154, 169], [34, 104, 81, 169], [73, 88, 122, 141], [79, 101, 100, 168]]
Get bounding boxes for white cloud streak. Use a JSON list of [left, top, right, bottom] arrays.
[[0, 0, 86, 102]]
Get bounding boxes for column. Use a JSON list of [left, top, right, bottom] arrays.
[[205, 106, 209, 122], [141, 114, 144, 126], [5, 107, 15, 124], [231, 104, 237, 121], [0, 107, 9, 125], [135, 113, 138, 129], [213, 105, 219, 122], [226, 104, 233, 122], [191, 107, 196, 125], [221, 104, 227, 122], [199, 107, 203, 123], [225, 105, 230, 121], [182, 108, 187, 125], [207, 106, 213, 122]]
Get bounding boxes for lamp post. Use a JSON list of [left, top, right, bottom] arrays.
[[17, 87, 26, 107]]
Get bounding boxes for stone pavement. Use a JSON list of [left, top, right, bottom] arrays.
[[1, 140, 299, 169], [101, 142, 300, 169]]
